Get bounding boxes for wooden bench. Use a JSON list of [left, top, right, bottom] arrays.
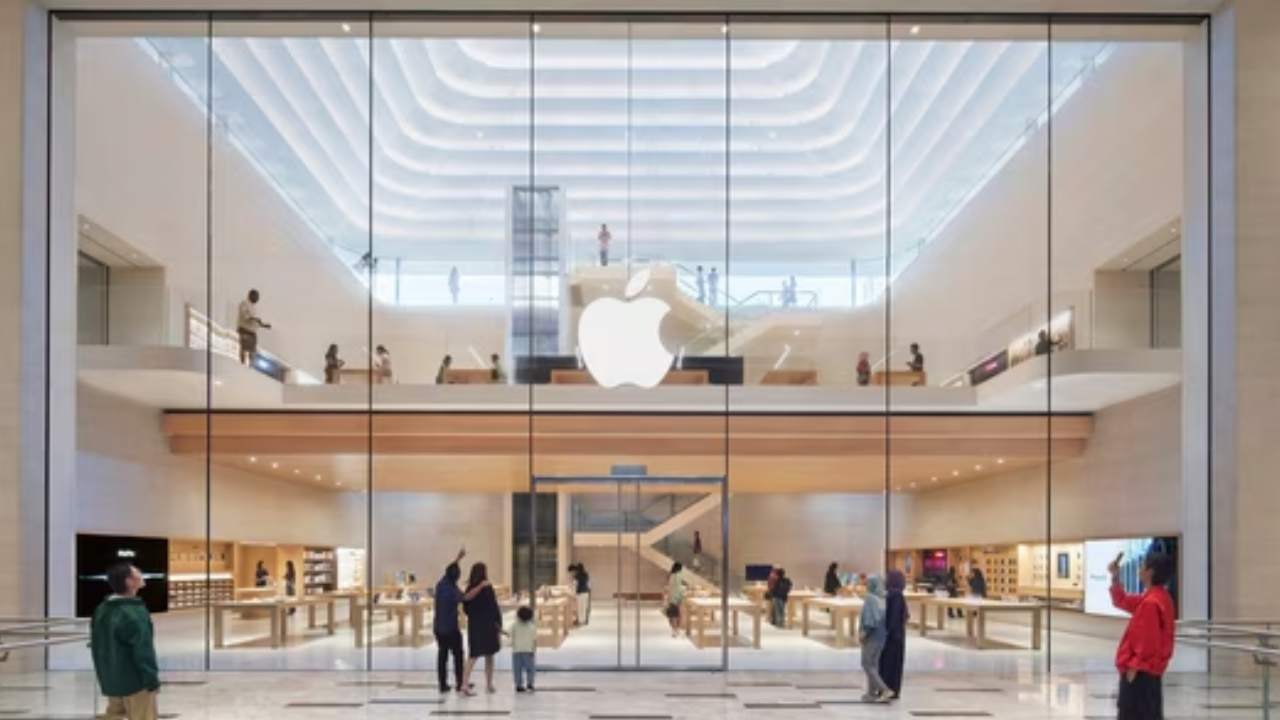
[[549, 369, 709, 385], [760, 369, 818, 386], [872, 370, 927, 387], [443, 368, 495, 385]]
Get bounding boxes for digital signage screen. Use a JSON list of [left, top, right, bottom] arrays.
[[1082, 537, 1178, 619], [76, 534, 170, 617]]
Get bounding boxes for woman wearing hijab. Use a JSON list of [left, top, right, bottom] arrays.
[[824, 562, 841, 596], [856, 352, 872, 386], [859, 574, 893, 703], [879, 570, 909, 700], [968, 567, 988, 599]]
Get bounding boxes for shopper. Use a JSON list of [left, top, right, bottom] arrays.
[[510, 606, 538, 693], [460, 562, 501, 696], [708, 267, 720, 306], [570, 563, 591, 626], [284, 560, 297, 616], [91, 563, 161, 720], [907, 343, 925, 373], [435, 355, 453, 385], [490, 353, 507, 384], [375, 345, 393, 384], [692, 530, 703, 570], [968, 567, 988, 599], [879, 569, 909, 700], [324, 344, 344, 384], [254, 561, 269, 588], [666, 562, 687, 638], [449, 266, 460, 305], [771, 568, 793, 628], [856, 352, 872, 387], [1110, 551, 1176, 720], [598, 224, 612, 267], [433, 548, 469, 693], [237, 289, 271, 365], [695, 265, 706, 304], [945, 566, 961, 618], [824, 562, 841, 597], [858, 574, 893, 703]]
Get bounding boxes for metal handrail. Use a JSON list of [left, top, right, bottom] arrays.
[[0, 617, 91, 662], [1176, 620, 1280, 720]]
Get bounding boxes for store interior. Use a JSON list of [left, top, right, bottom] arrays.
[[51, 14, 1200, 673]]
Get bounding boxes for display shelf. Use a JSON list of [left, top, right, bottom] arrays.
[[304, 547, 336, 594], [168, 576, 234, 610]]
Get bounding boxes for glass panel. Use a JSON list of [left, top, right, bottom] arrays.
[[209, 15, 372, 671]]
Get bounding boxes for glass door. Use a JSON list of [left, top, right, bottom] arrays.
[[530, 475, 727, 670]]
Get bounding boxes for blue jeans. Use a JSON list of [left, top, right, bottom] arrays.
[[513, 652, 536, 689], [771, 597, 786, 627]]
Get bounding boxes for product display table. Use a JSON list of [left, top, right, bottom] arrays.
[[212, 596, 337, 649], [918, 597, 1044, 650], [353, 598, 432, 648], [683, 597, 764, 649], [533, 596, 572, 648], [800, 596, 864, 648], [785, 590, 820, 629]]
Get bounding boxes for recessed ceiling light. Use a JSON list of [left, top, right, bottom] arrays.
[[997, 458, 1005, 465], [910, 482, 917, 489], [294, 469, 300, 475], [793, 330, 800, 336], [213, 379, 223, 387], [315, 475, 322, 481], [931, 477, 937, 482], [952, 470, 959, 476], [975, 464, 983, 471], [721, 25, 729, 34], [531, 23, 541, 33], [271, 462, 279, 469], [249, 457, 257, 463], [910, 25, 921, 35], [341, 23, 351, 33], [476, 131, 484, 139]]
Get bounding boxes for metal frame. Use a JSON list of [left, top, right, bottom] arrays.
[[1178, 620, 1280, 720], [530, 474, 729, 672]]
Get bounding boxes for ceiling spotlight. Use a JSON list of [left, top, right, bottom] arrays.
[[952, 470, 959, 476], [531, 23, 541, 34], [910, 482, 917, 489], [294, 469, 300, 475], [476, 131, 484, 138], [997, 458, 1005, 465], [249, 457, 257, 463], [341, 23, 351, 33], [721, 25, 729, 34], [213, 379, 223, 387], [315, 475, 322, 481], [271, 462, 279, 469], [975, 464, 983, 471], [930, 477, 938, 482], [910, 25, 921, 35], [793, 330, 800, 336]]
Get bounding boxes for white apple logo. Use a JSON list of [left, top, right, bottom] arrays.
[[578, 268, 674, 389]]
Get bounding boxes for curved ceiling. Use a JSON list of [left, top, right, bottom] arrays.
[[143, 31, 1110, 266]]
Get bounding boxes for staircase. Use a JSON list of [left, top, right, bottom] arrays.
[[571, 492, 727, 591]]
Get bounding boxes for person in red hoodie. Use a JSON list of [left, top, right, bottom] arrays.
[[1109, 551, 1176, 720]]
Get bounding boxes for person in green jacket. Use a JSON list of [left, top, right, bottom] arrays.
[[91, 563, 161, 720]]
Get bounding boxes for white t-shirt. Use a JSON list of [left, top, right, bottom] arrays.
[[509, 619, 537, 653], [237, 300, 258, 331]]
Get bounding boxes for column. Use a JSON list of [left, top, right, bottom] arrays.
[[1209, 0, 1280, 621]]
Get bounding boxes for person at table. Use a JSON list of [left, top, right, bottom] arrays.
[[907, 343, 924, 373], [1109, 551, 1175, 720], [824, 562, 841, 597], [770, 568, 793, 628], [944, 566, 960, 618], [284, 560, 297, 616], [878, 569, 909, 702], [375, 345, 393, 384], [859, 575, 893, 703], [856, 352, 871, 386], [490, 353, 507, 384], [254, 561, 270, 588], [967, 567, 988, 599], [666, 562, 687, 638], [434, 548, 485, 693], [435, 355, 453, 385], [570, 563, 591, 627], [460, 562, 501, 696], [1035, 330, 1052, 356], [324, 344, 344, 384]]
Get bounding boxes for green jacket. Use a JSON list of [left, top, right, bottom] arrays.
[[90, 596, 160, 697]]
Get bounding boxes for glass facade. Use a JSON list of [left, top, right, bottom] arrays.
[[55, 12, 1205, 679]]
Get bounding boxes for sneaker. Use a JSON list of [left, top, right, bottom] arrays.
[[486, 685, 497, 695], [516, 687, 527, 693], [439, 686, 452, 693], [527, 686, 536, 693], [874, 693, 892, 704], [860, 693, 877, 703], [881, 690, 897, 701]]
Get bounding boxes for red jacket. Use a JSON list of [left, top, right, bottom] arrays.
[[1111, 583, 1175, 676]]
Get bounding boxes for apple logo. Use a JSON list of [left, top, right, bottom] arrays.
[[578, 268, 674, 389]]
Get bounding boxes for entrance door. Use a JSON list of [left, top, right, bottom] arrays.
[[529, 475, 728, 670]]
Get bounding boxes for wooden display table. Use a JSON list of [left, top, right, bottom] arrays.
[[743, 583, 768, 607], [683, 597, 764, 649], [872, 370, 927, 387], [339, 369, 388, 385], [549, 369, 709, 386], [443, 369, 495, 385], [232, 588, 278, 619], [800, 597, 864, 648], [211, 596, 337, 649], [785, 590, 820, 629], [760, 370, 818, 386], [353, 598, 432, 648], [918, 597, 1044, 650], [534, 596, 572, 649]]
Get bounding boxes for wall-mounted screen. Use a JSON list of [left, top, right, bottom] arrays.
[[76, 534, 170, 617], [1083, 537, 1178, 618], [744, 564, 773, 582]]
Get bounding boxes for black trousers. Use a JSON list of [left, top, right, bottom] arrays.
[[435, 630, 465, 690], [1117, 672, 1163, 720]]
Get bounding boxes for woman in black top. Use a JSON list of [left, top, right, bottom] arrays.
[[824, 562, 841, 596], [968, 568, 988, 599], [945, 566, 961, 618], [879, 569, 909, 699], [255, 561, 269, 588], [324, 344, 344, 384], [284, 560, 298, 616], [572, 564, 592, 626], [460, 562, 500, 696]]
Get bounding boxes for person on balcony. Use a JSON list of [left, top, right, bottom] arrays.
[[598, 224, 612, 267], [708, 267, 720, 306], [696, 266, 706, 304], [375, 345, 393, 384], [324, 345, 344, 384], [907, 343, 925, 373], [449, 266, 460, 305], [857, 352, 872, 386], [237, 289, 271, 366]]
